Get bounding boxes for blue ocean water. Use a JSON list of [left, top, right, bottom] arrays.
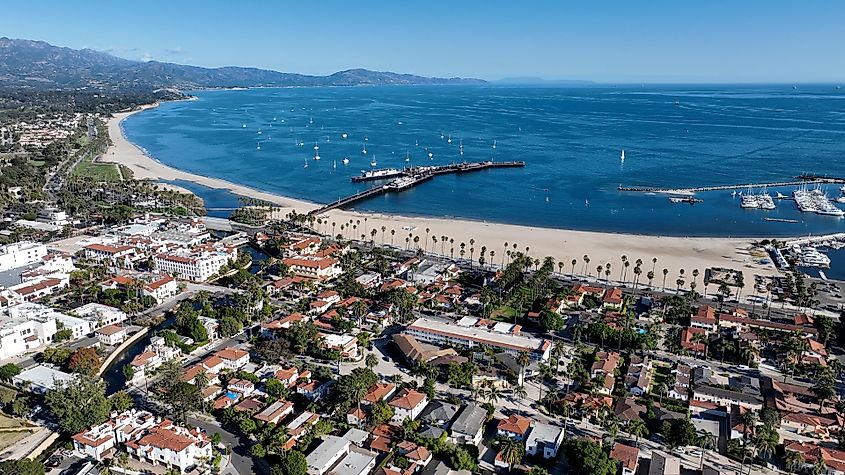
[[123, 85, 845, 237]]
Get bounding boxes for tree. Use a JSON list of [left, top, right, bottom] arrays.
[[68, 347, 101, 376], [0, 363, 21, 382], [528, 467, 549, 475], [45, 377, 110, 434], [365, 353, 378, 369], [122, 364, 135, 381], [371, 399, 394, 425], [164, 382, 202, 423], [110, 391, 134, 412], [661, 418, 697, 450], [539, 311, 564, 333], [265, 378, 289, 399], [281, 451, 308, 475], [627, 419, 648, 447], [563, 439, 617, 475], [450, 446, 478, 472], [499, 437, 525, 471], [783, 449, 805, 474], [0, 459, 45, 475]]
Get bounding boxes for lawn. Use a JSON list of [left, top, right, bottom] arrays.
[[0, 413, 22, 429], [0, 430, 31, 451], [71, 155, 122, 182], [0, 385, 17, 405], [490, 305, 518, 322]]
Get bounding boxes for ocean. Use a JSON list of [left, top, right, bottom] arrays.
[[122, 84, 845, 238]]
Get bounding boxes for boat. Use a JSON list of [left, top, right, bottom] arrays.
[[669, 196, 703, 204], [370, 155, 377, 167], [242, 124, 246, 128], [447, 135, 452, 144], [303, 158, 308, 168], [342, 157, 350, 165], [492, 140, 497, 149], [620, 149, 625, 163], [763, 217, 798, 223], [740, 187, 776, 210], [313, 142, 320, 160], [333, 160, 337, 169], [459, 140, 464, 156], [362, 143, 368, 155], [352, 168, 404, 181], [793, 245, 831, 268], [405, 152, 411, 163], [840, 185, 845, 193], [257, 130, 262, 135], [309, 117, 313, 125], [428, 152, 433, 159], [775, 192, 788, 199], [256, 143, 261, 150], [341, 133, 348, 139], [837, 196, 845, 204]]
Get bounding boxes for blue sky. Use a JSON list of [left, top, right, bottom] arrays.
[[2, 1, 843, 82]]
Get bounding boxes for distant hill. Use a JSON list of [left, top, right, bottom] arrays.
[[0, 38, 485, 92]]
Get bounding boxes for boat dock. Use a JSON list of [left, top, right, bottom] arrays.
[[311, 161, 524, 215], [351, 161, 525, 182], [618, 174, 845, 195]]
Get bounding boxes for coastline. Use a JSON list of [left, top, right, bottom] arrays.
[[104, 103, 781, 281]]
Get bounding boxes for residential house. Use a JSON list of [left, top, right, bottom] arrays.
[[389, 388, 428, 422], [525, 422, 565, 459], [497, 414, 531, 440]]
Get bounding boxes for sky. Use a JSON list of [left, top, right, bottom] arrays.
[[2, 0, 844, 83]]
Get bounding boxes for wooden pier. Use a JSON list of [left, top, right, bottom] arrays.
[[618, 174, 845, 194], [350, 161, 525, 182], [311, 161, 525, 215]]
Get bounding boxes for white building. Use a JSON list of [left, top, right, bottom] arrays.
[[389, 388, 428, 422], [15, 365, 76, 394], [306, 431, 378, 475], [450, 403, 487, 446], [73, 303, 127, 329], [95, 324, 128, 345], [405, 317, 552, 361], [0, 242, 48, 272], [154, 245, 237, 282], [525, 422, 565, 459]]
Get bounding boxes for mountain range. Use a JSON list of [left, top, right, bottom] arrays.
[[0, 38, 485, 92]]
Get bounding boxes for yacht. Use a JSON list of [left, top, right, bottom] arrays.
[[428, 152, 433, 159], [341, 133, 348, 139], [794, 245, 831, 268], [342, 157, 350, 165], [370, 155, 377, 167]]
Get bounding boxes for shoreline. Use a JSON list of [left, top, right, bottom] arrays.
[[104, 102, 783, 281]]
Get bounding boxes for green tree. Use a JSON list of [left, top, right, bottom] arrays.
[[371, 399, 394, 425], [0, 363, 21, 382], [281, 450, 308, 475], [539, 311, 564, 333], [563, 439, 617, 475], [110, 391, 134, 412], [122, 364, 134, 381], [0, 459, 45, 475], [365, 353, 378, 369], [450, 446, 478, 472], [45, 377, 110, 434], [499, 437, 525, 471]]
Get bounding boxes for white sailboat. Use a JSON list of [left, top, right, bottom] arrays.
[[492, 140, 497, 149], [342, 157, 350, 165], [303, 158, 309, 168], [370, 154, 377, 167], [405, 152, 411, 163], [333, 160, 337, 169], [341, 133, 348, 139], [459, 139, 464, 156], [256, 143, 261, 150], [362, 143, 368, 155], [447, 135, 452, 144], [313, 142, 320, 160], [428, 151, 433, 159], [620, 149, 625, 163]]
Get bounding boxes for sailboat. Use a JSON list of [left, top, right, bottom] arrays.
[[405, 152, 411, 163], [309, 117, 314, 125], [447, 135, 452, 144], [459, 139, 464, 156], [362, 143, 368, 155], [341, 133, 348, 139], [256, 143, 261, 150], [342, 157, 350, 165], [620, 149, 625, 163], [333, 160, 337, 169], [428, 151, 433, 159], [258, 130, 262, 135], [492, 140, 497, 149], [313, 142, 320, 160], [370, 154, 377, 167], [303, 158, 309, 168]]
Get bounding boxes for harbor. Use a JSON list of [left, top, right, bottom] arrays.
[[311, 161, 525, 214]]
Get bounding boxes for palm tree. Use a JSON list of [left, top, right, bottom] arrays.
[[390, 229, 396, 245], [571, 258, 577, 276], [486, 384, 501, 405], [783, 449, 805, 474], [499, 437, 525, 471], [696, 431, 717, 470], [627, 419, 648, 447], [513, 385, 528, 411], [662, 268, 669, 291], [583, 255, 590, 276]]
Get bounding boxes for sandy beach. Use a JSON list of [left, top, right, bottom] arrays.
[[104, 105, 780, 286]]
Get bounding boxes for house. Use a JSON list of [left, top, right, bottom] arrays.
[[320, 333, 360, 359], [275, 366, 307, 388], [680, 327, 706, 355], [691, 305, 718, 332], [625, 355, 653, 396], [261, 313, 306, 338], [124, 419, 213, 472], [784, 441, 845, 474], [420, 401, 459, 428], [648, 450, 681, 475], [450, 402, 486, 446], [603, 287, 624, 310], [154, 244, 237, 282], [590, 351, 621, 378], [389, 388, 428, 422], [306, 432, 378, 475], [525, 422, 565, 458], [297, 379, 333, 401], [215, 347, 250, 370], [692, 385, 763, 411], [405, 317, 552, 361], [283, 256, 342, 280], [228, 378, 255, 397], [397, 441, 433, 467], [363, 382, 396, 405], [497, 414, 531, 440], [610, 442, 640, 475], [95, 324, 128, 345], [615, 397, 647, 425], [347, 407, 367, 426]]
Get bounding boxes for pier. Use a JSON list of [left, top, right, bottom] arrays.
[[618, 174, 845, 195], [311, 161, 524, 215], [351, 160, 525, 182]]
